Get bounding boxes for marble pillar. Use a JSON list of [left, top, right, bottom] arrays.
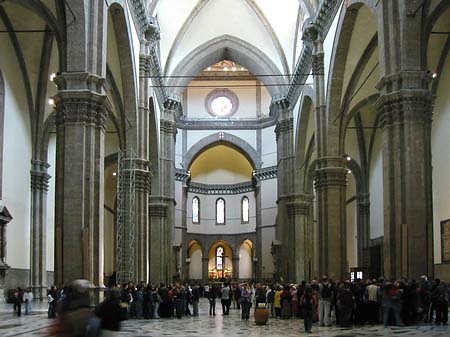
[[30, 160, 50, 300], [315, 157, 348, 281], [377, 72, 434, 280], [54, 73, 109, 290]]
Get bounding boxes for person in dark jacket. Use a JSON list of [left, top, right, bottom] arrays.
[[13, 287, 22, 316], [95, 287, 126, 336]]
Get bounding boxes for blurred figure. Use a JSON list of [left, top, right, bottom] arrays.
[[52, 279, 95, 337], [300, 285, 316, 333], [23, 287, 33, 315], [95, 287, 127, 337], [208, 285, 217, 316], [48, 285, 58, 318], [240, 283, 252, 321], [13, 287, 22, 316]]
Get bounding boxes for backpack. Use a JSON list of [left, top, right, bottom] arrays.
[[321, 283, 332, 298]]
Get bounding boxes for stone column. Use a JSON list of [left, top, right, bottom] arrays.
[[30, 160, 50, 300], [376, 73, 434, 280], [357, 193, 370, 267], [315, 158, 348, 281], [54, 73, 109, 290], [148, 199, 167, 285], [202, 257, 209, 282], [274, 98, 295, 282], [254, 182, 262, 280], [232, 257, 240, 280], [287, 193, 313, 282], [135, 164, 151, 283]]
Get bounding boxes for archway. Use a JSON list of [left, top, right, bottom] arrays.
[[188, 240, 203, 280], [208, 241, 233, 279], [238, 239, 254, 280]]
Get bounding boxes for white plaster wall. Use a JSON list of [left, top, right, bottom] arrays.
[[47, 135, 56, 271], [261, 126, 277, 167], [187, 83, 258, 119], [431, 54, 450, 264], [166, 0, 283, 75], [261, 179, 277, 226], [238, 243, 252, 279], [323, 2, 343, 94], [186, 192, 256, 234], [369, 131, 383, 239], [1, 70, 32, 270], [261, 227, 275, 276], [189, 245, 203, 279], [261, 87, 271, 116]]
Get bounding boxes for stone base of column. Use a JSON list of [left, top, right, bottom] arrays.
[[32, 285, 48, 301], [90, 285, 106, 305]]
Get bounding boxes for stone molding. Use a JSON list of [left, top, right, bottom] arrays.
[[188, 181, 255, 195], [314, 166, 348, 189], [134, 169, 151, 193], [286, 194, 313, 216], [376, 71, 432, 93], [54, 93, 109, 130], [377, 91, 433, 128], [160, 119, 177, 136], [30, 160, 50, 192], [312, 52, 325, 76], [129, 0, 151, 35], [275, 117, 294, 140], [253, 166, 278, 181], [148, 203, 168, 218]]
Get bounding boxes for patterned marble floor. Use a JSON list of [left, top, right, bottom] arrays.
[[0, 300, 448, 336]]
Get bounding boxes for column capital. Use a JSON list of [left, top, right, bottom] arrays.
[[376, 70, 432, 93], [275, 117, 293, 140], [148, 202, 168, 218], [54, 91, 109, 130], [376, 90, 433, 128], [314, 165, 348, 189], [30, 160, 51, 192]]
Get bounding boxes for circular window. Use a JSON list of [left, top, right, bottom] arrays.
[[205, 89, 239, 117]]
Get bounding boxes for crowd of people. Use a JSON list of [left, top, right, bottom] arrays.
[[10, 275, 450, 336]]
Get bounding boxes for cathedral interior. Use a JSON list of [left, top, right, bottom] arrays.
[[0, 0, 449, 302]]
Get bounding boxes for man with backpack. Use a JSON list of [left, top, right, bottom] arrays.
[[318, 275, 333, 326]]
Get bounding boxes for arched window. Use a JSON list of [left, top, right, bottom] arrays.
[[192, 196, 200, 224], [241, 196, 249, 223], [216, 198, 225, 225], [216, 246, 224, 271]]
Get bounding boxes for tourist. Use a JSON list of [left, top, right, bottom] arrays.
[[432, 279, 449, 325], [221, 282, 230, 315], [48, 285, 58, 318], [23, 287, 33, 315], [274, 285, 282, 318], [13, 287, 22, 316], [280, 285, 292, 319], [191, 284, 200, 317], [135, 285, 144, 319], [240, 283, 252, 321], [318, 275, 333, 326], [153, 286, 161, 319], [208, 284, 217, 316], [300, 285, 316, 333], [338, 281, 354, 327], [255, 283, 266, 308], [95, 287, 127, 337], [291, 285, 298, 318], [364, 279, 380, 325], [266, 285, 275, 317]]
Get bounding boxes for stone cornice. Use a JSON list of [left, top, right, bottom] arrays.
[[253, 166, 278, 181], [175, 116, 276, 130], [314, 166, 348, 189], [30, 160, 51, 192], [148, 202, 168, 218], [286, 0, 341, 105], [275, 117, 294, 140], [129, 0, 151, 36], [188, 181, 255, 195]]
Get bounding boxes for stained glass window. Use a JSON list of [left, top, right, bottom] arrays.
[[216, 198, 225, 224], [192, 197, 200, 223], [216, 246, 224, 271], [242, 196, 249, 223]]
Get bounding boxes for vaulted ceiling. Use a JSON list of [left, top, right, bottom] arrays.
[[148, 0, 321, 76]]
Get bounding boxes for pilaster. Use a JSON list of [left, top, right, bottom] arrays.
[[314, 157, 348, 281], [30, 160, 50, 300], [148, 199, 168, 284], [53, 72, 109, 288], [376, 71, 434, 280]]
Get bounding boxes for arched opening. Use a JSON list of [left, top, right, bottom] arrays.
[[188, 240, 203, 280], [208, 241, 233, 279], [239, 239, 254, 280]]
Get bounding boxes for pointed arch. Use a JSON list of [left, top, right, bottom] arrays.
[[183, 132, 260, 169], [168, 35, 287, 97]]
